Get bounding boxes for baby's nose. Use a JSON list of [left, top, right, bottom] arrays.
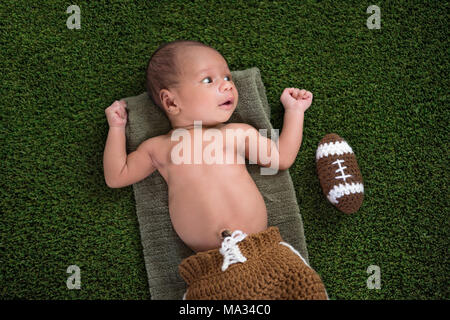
[[220, 80, 232, 92]]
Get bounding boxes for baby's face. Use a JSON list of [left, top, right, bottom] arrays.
[[171, 46, 238, 126]]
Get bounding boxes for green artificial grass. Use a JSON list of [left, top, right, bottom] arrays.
[[1, 0, 448, 299]]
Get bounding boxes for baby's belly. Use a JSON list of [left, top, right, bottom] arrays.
[[167, 164, 267, 252]]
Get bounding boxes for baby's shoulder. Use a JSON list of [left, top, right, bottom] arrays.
[[223, 123, 259, 137], [223, 122, 256, 131], [138, 134, 168, 153]]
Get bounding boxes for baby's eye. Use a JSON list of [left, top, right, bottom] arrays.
[[224, 75, 231, 81], [201, 77, 212, 84]]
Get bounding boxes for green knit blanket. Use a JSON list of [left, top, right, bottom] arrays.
[[123, 67, 309, 300]]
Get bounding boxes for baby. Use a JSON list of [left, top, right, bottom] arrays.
[[103, 40, 327, 299]]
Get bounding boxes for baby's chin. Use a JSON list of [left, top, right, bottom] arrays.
[[186, 104, 236, 127], [198, 114, 234, 127], [199, 118, 229, 127]]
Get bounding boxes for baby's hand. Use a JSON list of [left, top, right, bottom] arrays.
[[280, 88, 313, 112], [105, 100, 128, 128]]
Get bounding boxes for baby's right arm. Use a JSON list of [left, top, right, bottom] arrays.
[[103, 100, 156, 188]]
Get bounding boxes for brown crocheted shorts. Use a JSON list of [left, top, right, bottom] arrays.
[[179, 227, 328, 300]]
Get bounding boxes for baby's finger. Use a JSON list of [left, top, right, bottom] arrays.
[[114, 105, 123, 117], [283, 88, 293, 94], [117, 103, 126, 117], [112, 100, 125, 111], [119, 100, 127, 109], [120, 107, 127, 119]]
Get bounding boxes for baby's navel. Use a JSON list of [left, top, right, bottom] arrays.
[[220, 229, 232, 239]]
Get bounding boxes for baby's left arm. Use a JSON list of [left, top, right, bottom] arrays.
[[277, 88, 313, 170], [233, 87, 312, 171], [229, 123, 279, 170]]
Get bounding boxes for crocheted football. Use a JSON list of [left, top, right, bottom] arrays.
[[316, 133, 364, 214]]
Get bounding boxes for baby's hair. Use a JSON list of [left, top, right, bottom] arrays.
[[146, 40, 218, 111]]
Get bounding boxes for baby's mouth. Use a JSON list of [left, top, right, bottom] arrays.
[[218, 97, 235, 107]]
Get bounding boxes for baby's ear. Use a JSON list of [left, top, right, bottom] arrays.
[[160, 89, 180, 115]]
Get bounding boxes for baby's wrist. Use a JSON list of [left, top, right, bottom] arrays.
[[109, 125, 126, 131], [284, 107, 305, 115]]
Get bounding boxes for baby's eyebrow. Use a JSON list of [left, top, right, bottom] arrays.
[[197, 68, 211, 74], [196, 68, 214, 77], [197, 67, 230, 76]]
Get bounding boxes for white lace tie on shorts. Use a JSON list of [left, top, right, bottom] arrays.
[[219, 230, 247, 271]]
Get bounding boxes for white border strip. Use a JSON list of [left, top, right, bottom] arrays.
[[279, 242, 329, 300], [316, 141, 353, 160], [279, 242, 310, 268], [327, 182, 364, 204]]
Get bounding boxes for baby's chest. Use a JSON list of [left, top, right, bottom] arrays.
[[167, 129, 245, 166]]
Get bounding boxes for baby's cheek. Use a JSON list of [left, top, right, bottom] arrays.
[[233, 88, 239, 99]]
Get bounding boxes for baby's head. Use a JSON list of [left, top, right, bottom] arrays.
[[146, 40, 238, 127]]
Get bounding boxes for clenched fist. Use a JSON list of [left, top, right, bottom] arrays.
[[280, 88, 313, 112], [105, 100, 128, 128]]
